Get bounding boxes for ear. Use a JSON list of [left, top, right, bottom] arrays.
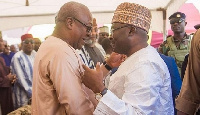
[[65, 17, 74, 30], [128, 26, 136, 36]]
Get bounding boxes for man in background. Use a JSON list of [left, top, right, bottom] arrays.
[[0, 40, 16, 115], [159, 12, 192, 75], [11, 34, 36, 109], [83, 18, 105, 66], [95, 25, 108, 56], [98, 26, 109, 45], [33, 38, 41, 52], [10, 45, 18, 53], [0, 45, 15, 66]]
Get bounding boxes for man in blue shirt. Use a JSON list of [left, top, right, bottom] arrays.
[[0, 45, 15, 66]]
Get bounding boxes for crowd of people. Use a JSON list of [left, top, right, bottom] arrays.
[[0, 1, 199, 115]]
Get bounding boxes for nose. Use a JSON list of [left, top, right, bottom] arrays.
[[103, 34, 108, 38], [28, 42, 33, 45], [173, 22, 178, 25]]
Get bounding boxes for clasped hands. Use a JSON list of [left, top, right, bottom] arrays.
[[7, 73, 16, 84], [82, 52, 126, 93]]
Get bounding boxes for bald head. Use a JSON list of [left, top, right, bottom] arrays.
[[53, 1, 93, 49], [56, 2, 91, 23]]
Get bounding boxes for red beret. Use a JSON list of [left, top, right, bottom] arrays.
[[21, 34, 33, 41]]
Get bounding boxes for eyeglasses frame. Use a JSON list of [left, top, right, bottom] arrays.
[[73, 18, 93, 33]]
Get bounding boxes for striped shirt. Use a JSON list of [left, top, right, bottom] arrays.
[[10, 50, 36, 109], [77, 46, 95, 69]]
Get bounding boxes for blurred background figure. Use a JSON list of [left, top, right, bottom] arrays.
[[0, 40, 16, 115], [0, 45, 15, 66], [98, 26, 109, 45], [33, 38, 41, 52], [81, 18, 105, 67], [0, 39, 4, 53], [95, 25, 108, 56], [10, 45, 18, 53], [10, 34, 36, 109], [101, 37, 113, 59]]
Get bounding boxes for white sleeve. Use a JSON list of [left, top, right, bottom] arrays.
[[94, 90, 144, 115]]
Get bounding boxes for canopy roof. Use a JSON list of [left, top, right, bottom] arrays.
[[0, 0, 187, 33]]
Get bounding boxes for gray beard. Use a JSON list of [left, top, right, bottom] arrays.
[[84, 39, 93, 45]]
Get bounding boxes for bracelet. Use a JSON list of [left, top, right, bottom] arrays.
[[100, 88, 108, 96], [103, 61, 112, 71]]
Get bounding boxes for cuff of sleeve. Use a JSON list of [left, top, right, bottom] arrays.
[[94, 90, 123, 114], [100, 90, 126, 111], [175, 96, 199, 114]]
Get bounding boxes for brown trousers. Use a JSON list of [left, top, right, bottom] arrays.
[[0, 87, 14, 115]]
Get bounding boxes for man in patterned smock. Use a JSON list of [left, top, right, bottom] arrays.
[[10, 34, 36, 109]]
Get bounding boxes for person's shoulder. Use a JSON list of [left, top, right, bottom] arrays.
[[13, 50, 22, 57], [166, 35, 173, 41], [10, 52, 15, 55], [161, 35, 173, 44], [159, 53, 174, 61]]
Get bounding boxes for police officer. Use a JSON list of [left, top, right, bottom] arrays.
[[160, 12, 192, 75]]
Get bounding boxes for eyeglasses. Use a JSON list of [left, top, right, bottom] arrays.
[[110, 25, 132, 34], [170, 18, 185, 24], [99, 33, 109, 37], [73, 18, 92, 33], [23, 40, 34, 44]]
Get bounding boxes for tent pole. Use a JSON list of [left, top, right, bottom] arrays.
[[163, 10, 167, 41], [157, 8, 167, 41]]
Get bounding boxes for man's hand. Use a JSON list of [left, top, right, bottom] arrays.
[[82, 62, 105, 93], [106, 52, 127, 68]]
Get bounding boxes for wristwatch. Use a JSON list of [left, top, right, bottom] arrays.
[[103, 61, 112, 71], [95, 88, 108, 101]]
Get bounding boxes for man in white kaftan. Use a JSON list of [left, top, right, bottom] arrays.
[[82, 2, 174, 115]]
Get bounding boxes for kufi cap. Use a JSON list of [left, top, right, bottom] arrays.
[[194, 24, 200, 30], [21, 34, 33, 41], [112, 2, 151, 32], [169, 12, 186, 20], [99, 26, 109, 33]]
